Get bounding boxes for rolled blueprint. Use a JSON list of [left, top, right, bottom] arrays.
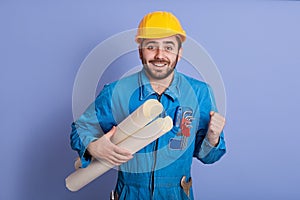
[[65, 116, 173, 192]]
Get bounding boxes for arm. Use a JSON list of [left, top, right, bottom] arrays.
[[193, 84, 226, 164], [70, 102, 102, 168], [70, 85, 132, 167]]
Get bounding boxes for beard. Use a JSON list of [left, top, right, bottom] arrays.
[[141, 56, 179, 80]]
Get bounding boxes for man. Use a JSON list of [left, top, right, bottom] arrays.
[[71, 11, 226, 199]]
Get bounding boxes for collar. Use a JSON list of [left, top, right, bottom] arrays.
[[138, 69, 181, 101]]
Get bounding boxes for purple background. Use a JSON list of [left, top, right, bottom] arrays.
[[1, 1, 299, 200]]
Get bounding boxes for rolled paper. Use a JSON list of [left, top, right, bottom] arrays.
[[117, 116, 173, 154], [111, 99, 163, 144], [73, 99, 163, 169], [65, 116, 173, 192]]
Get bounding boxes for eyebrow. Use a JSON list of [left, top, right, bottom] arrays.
[[163, 41, 176, 46], [144, 41, 176, 46]]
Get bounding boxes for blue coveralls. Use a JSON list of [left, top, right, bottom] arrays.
[[70, 69, 226, 200]]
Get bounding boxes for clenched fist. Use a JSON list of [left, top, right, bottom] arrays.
[[206, 111, 226, 147]]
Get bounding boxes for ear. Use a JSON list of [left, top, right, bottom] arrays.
[[138, 46, 143, 60], [177, 47, 183, 62]]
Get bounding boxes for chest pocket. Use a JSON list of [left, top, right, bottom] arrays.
[[169, 106, 195, 150]]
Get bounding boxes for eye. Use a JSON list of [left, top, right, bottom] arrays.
[[146, 45, 157, 51], [165, 46, 174, 52]]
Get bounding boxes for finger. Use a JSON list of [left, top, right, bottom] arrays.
[[114, 146, 133, 157], [108, 154, 131, 166], [209, 127, 221, 135], [210, 112, 225, 125], [105, 126, 117, 139], [209, 119, 222, 129], [100, 158, 119, 167], [210, 112, 222, 119], [107, 156, 122, 166], [210, 121, 224, 131], [209, 124, 217, 133], [210, 114, 226, 125], [209, 119, 225, 128], [112, 152, 133, 163]]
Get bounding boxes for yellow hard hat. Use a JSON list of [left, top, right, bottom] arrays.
[[135, 11, 186, 43]]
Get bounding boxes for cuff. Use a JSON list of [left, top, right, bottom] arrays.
[[79, 136, 98, 168], [198, 137, 220, 159]]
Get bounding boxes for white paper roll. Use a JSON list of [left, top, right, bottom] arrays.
[[65, 116, 173, 192], [73, 99, 163, 170], [111, 99, 163, 144]]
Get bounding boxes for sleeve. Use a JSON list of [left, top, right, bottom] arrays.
[[70, 84, 116, 168], [193, 84, 226, 164]]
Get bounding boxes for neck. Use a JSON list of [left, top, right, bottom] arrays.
[[148, 72, 174, 95]]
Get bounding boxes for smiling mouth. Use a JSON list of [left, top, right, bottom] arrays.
[[149, 60, 169, 67]]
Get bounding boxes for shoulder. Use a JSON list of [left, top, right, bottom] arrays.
[[177, 72, 214, 101], [101, 71, 140, 92], [177, 72, 209, 89], [96, 71, 140, 101]]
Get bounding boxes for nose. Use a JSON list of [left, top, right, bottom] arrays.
[[154, 48, 164, 59]]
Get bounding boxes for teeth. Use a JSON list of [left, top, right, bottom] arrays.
[[153, 63, 166, 67]]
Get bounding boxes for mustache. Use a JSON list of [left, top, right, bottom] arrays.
[[149, 59, 169, 64]]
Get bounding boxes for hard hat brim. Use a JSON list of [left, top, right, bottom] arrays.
[[135, 27, 186, 43]]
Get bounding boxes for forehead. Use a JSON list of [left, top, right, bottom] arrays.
[[142, 35, 179, 46]]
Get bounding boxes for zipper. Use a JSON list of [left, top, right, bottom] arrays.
[[151, 93, 162, 197], [151, 138, 159, 197]]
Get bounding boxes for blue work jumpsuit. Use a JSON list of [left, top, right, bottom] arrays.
[[70, 69, 226, 200]]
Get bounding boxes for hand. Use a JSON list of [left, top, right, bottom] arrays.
[[87, 126, 133, 166], [206, 111, 226, 147]]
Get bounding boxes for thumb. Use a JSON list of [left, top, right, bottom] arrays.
[[105, 126, 116, 140], [210, 111, 215, 117]]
